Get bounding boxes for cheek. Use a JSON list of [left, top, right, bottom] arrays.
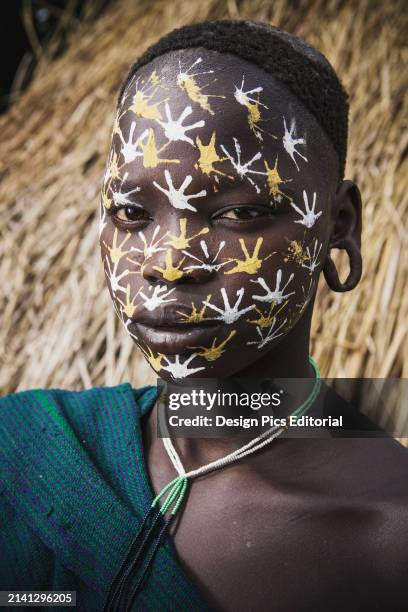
[[99, 223, 144, 317], [216, 228, 324, 350]]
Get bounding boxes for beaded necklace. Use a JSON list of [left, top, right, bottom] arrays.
[[105, 357, 321, 610]]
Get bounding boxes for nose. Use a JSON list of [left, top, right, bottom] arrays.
[[141, 246, 215, 285]]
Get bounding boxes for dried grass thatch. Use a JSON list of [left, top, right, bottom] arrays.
[[0, 0, 407, 434]]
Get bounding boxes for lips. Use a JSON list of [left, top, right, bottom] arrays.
[[128, 304, 221, 354], [133, 304, 217, 328]]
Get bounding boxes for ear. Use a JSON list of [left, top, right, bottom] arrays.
[[323, 180, 363, 292]]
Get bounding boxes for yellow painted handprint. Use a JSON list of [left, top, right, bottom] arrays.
[[224, 237, 274, 275], [188, 330, 236, 361]]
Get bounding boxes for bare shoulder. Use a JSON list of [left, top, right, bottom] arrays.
[[351, 437, 408, 603], [314, 390, 408, 509], [328, 435, 408, 495], [261, 435, 408, 609], [314, 435, 408, 597]]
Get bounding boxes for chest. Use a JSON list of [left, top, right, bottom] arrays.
[[149, 469, 380, 612]]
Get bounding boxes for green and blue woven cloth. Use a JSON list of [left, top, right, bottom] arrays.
[[0, 384, 209, 611]]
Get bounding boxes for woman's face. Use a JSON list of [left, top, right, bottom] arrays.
[[99, 49, 338, 381]]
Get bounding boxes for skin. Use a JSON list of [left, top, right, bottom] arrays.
[[143, 402, 407, 612], [100, 49, 408, 611]]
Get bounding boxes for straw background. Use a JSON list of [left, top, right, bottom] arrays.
[[0, 0, 407, 434]]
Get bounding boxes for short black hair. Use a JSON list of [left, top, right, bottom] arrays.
[[118, 20, 349, 179]]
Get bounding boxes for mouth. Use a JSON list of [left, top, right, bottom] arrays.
[[129, 320, 222, 355]]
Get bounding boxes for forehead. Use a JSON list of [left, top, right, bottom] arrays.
[[110, 48, 338, 198]]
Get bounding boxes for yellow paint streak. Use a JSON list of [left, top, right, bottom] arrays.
[[109, 151, 122, 180], [239, 95, 276, 140], [247, 301, 288, 329], [117, 284, 140, 318], [224, 237, 274, 275], [139, 128, 180, 168], [103, 229, 132, 264], [188, 330, 236, 361], [165, 218, 209, 250], [153, 249, 186, 281], [178, 75, 225, 115], [149, 70, 160, 87], [112, 110, 125, 137], [141, 346, 165, 372], [177, 295, 212, 323], [264, 157, 292, 200], [247, 102, 261, 132], [284, 240, 309, 266], [129, 91, 165, 121], [101, 187, 112, 210], [195, 132, 233, 179]]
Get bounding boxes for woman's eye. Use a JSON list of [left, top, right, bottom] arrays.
[[217, 207, 269, 221], [113, 206, 149, 223]]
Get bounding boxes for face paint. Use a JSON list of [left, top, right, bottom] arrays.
[[165, 218, 209, 250], [119, 121, 140, 163], [177, 57, 225, 115], [112, 174, 141, 207], [187, 329, 236, 361], [202, 287, 256, 324], [219, 138, 265, 193], [250, 271, 295, 305], [290, 190, 322, 228], [139, 284, 176, 311], [194, 132, 234, 186], [177, 295, 212, 323], [282, 116, 308, 171], [161, 354, 206, 378], [152, 248, 187, 282], [301, 239, 323, 275], [223, 237, 274, 275], [157, 103, 205, 145], [233, 75, 277, 142], [153, 170, 207, 211], [116, 284, 141, 318], [263, 157, 292, 201], [182, 239, 228, 272], [130, 225, 168, 258], [100, 49, 336, 381], [99, 201, 107, 238], [247, 317, 288, 349], [296, 277, 316, 315], [125, 73, 167, 120]]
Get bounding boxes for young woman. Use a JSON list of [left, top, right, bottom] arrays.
[[1, 20, 407, 612]]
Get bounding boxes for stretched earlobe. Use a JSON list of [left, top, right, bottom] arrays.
[[323, 239, 362, 292], [323, 180, 363, 292]]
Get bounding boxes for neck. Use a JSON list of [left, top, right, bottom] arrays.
[[154, 301, 316, 469]]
